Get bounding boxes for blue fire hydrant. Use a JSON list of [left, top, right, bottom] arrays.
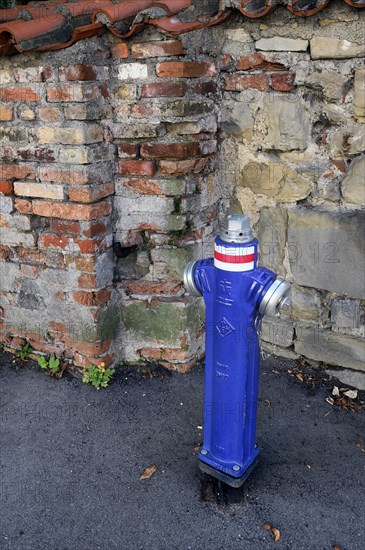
[[184, 214, 290, 487]]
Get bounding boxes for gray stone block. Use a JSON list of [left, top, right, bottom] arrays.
[[341, 155, 365, 207], [288, 209, 365, 299], [291, 285, 321, 322], [257, 206, 288, 276], [262, 95, 309, 151], [330, 126, 365, 158], [310, 38, 365, 60], [261, 317, 294, 348], [331, 298, 360, 329], [221, 99, 255, 141], [256, 37, 308, 52], [354, 67, 365, 122], [295, 325, 365, 372]]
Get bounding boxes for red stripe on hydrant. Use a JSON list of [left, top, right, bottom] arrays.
[[214, 252, 255, 264]]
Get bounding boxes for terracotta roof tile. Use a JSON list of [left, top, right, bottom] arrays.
[[0, 0, 363, 56]]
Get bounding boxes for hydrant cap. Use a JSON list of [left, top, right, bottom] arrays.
[[220, 214, 254, 244]]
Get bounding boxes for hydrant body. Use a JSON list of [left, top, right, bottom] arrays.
[[184, 215, 290, 487]]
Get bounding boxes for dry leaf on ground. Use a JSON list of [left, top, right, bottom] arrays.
[[140, 465, 158, 480], [272, 527, 281, 543], [263, 523, 280, 543]]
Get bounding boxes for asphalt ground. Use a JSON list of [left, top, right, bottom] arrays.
[[0, 351, 364, 550]]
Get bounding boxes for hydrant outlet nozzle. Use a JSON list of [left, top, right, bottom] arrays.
[[183, 261, 201, 297], [259, 277, 291, 317]]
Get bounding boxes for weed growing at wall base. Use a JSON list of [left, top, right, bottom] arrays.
[[82, 363, 115, 389], [37, 355, 61, 375], [15, 343, 33, 361]]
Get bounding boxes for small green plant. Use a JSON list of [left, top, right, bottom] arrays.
[[142, 235, 155, 253], [15, 343, 33, 361], [38, 355, 60, 375], [0, 342, 4, 352], [82, 363, 115, 389], [172, 197, 182, 214]]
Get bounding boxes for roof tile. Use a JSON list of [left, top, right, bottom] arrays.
[[0, 0, 363, 56]]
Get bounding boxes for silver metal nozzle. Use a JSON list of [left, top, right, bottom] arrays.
[[259, 277, 291, 318], [183, 261, 201, 297]]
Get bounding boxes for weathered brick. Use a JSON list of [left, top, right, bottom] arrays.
[[17, 246, 64, 267], [118, 64, 148, 80], [0, 181, 14, 195], [139, 347, 189, 361], [17, 147, 55, 162], [130, 104, 154, 118], [114, 104, 130, 119], [35, 125, 103, 145], [32, 200, 111, 220], [225, 74, 270, 92], [113, 123, 165, 139], [13, 66, 54, 83], [77, 273, 97, 289], [271, 72, 295, 92], [0, 107, 13, 121], [0, 87, 40, 102], [68, 182, 114, 203], [38, 107, 61, 122], [0, 127, 28, 142], [47, 84, 99, 102], [14, 198, 32, 214], [38, 234, 71, 250], [110, 43, 129, 59], [116, 160, 156, 176], [0, 164, 35, 181], [14, 182, 64, 200], [132, 40, 183, 59], [59, 144, 114, 165], [114, 84, 137, 100], [39, 166, 89, 185], [72, 289, 112, 306], [192, 81, 217, 96], [83, 221, 108, 238], [236, 53, 286, 71], [156, 62, 216, 78], [64, 103, 107, 121], [50, 219, 81, 236], [141, 142, 201, 159], [159, 158, 208, 176], [75, 256, 97, 273], [117, 143, 139, 158], [123, 179, 163, 195], [39, 164, 111, 185], [59, 65, 109, 81], [141, 82, 186, 98], [18, 106, 36, 121]]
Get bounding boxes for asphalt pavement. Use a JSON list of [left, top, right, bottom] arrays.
[[0, 351, 364, 550]]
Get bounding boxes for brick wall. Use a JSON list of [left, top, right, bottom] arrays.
[[0, 3, 364, 385]]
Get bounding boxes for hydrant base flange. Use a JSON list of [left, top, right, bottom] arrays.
[[198, 455, 260, 488]]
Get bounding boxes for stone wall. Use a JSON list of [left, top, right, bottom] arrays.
[[0, 2, 364, 385]]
